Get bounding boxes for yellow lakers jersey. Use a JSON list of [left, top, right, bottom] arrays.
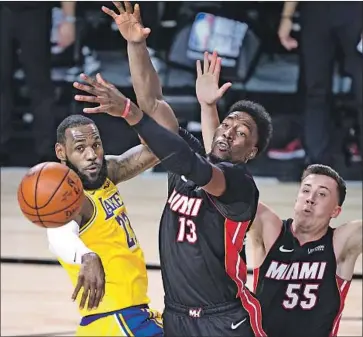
[[59, 178, 150, 317]]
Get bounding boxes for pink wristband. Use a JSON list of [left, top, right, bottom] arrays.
[[121, 98, 131, 118]]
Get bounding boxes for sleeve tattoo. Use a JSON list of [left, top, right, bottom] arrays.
[[106, 145, 160, 185]]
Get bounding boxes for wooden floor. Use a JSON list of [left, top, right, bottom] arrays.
[[1, 168, 362, 336]]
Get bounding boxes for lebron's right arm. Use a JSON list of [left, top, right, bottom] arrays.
[[47, 204, 106, 310], [108, 128, 207, 186], [106, 145, 159, 184], [47, 219, 92, 264]]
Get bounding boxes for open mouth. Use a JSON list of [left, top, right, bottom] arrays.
[[216, 142, 229, 152], [85, 165, 99, 173]]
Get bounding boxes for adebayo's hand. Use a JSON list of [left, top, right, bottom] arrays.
[[74, 73, 129, 117], [102, 1, 150, 43], [196, 51, 232, 106], [71, 252, 105, 311]]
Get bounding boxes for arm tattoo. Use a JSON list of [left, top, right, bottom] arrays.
[[106, 145, 159, 185]]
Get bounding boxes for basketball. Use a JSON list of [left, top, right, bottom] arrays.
[[17, 162, 85, 228]]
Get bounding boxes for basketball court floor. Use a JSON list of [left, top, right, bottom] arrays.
[[1, 168, 362, 336]]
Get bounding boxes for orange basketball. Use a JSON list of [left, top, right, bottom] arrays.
[[17, 162, 85, 228]]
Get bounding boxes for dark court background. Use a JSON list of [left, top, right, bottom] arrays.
[[0, 1, 362, 181]]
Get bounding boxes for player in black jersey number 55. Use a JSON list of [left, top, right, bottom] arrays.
[[251, 165, 362, 337]]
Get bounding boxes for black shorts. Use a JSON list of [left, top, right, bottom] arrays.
[[163, 300, 255, 337]]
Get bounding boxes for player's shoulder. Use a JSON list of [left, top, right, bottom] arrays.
[[216, 161, 256, 190], [84, 178, 117, 196], [178, 127, 206, 156], [332, 220, 362, 247], [216, 160, 252, 176]]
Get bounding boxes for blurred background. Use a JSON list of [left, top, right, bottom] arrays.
[[1, 2, 362, 335], [0, 1, 362, 181]]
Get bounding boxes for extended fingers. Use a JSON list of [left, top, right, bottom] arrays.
[[217, 82, 232, 98], [79, 286, 90, 310], [83, 106, 110, 114], [208, 51, 218, 74], [74, 94, 103, 104], [72, 276, 84, 301], [214, 57, 222, 82], [101, 6, 118, 20], [87, 282, 97, 310], [133, 3, 142, 23], [124, 1, 133, 13], [96, 73, 114, 89], [92, 280, 105, 309], [112, 1, 125, 13], [196, 60, 202, 77], [79, 73, 100, 88], [203, 51, 209, 74], [73, 82, 97, 96]]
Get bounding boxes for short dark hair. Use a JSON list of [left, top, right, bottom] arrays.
[[56, 114, 96, 144], [301, 164, 347, 206], [227, 100, 273, 154]]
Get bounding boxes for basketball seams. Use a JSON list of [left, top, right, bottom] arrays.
[[33, 220, 72, 225], [20, 189, 84, 217], [34, 163, 48, 227], [36, 167, 71, 210], [20, 173, 40, 209], [18, 162, 84, 228]]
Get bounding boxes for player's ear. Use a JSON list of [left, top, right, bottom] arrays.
[[330, 205, 341, 219], [55, 143, 66, 162], [248, 147, 258, 161]]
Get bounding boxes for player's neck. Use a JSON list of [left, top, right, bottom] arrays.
[[291, 219, 329, 245]]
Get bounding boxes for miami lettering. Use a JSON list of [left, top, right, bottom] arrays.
[[265, 261, 327, 280], [99, 192, 124, 219], [167, 189, 202, 217]]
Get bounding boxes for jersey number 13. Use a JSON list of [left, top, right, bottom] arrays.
[[177, 217, 197, 243]]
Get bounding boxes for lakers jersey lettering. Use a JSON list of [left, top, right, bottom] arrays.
[[99, 192, 124, 219], [59, 178, 149, 317]]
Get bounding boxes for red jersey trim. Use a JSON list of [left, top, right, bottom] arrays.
[[329, 275, 351, 337], [252, 268, 260, 293], [224, 219, 267, 337]]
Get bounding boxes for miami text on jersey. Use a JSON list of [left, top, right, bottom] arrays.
[[167, 189, 202, 217], [265, 261, 327, 280]]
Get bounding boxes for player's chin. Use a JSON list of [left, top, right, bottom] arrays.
[[82, 169, 100, 181], [211, 147, 231, 161]]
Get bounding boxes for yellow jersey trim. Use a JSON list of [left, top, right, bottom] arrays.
[[79, 193, 97, 235]]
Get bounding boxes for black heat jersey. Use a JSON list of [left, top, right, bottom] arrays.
[[159, 129, 266, 337], [253, 219, 351, 337]]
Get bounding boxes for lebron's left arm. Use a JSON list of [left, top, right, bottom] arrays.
[[334, 219, 362, 279], [107, 127, 208, 185], [106, 145, 159, 185]]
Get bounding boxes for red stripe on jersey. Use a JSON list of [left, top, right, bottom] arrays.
[[252, 268, 260, 293], [224, 219, 267, 337], [329, 275, 351, 337]]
